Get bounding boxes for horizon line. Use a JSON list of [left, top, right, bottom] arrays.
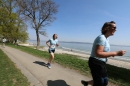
[[28, 39, 130, 47]]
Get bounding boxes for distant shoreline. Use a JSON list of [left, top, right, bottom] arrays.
[[28, 39, 130, 47]]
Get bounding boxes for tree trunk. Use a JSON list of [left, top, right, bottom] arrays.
[[36, 30, 40, 49], [14, 39, 17, 43]]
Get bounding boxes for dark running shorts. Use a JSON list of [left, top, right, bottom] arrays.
[[88, 57, 108, 86], [48, 48, 55, 53]]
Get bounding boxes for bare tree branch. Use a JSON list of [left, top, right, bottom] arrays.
[[15, 0, 58, 49]]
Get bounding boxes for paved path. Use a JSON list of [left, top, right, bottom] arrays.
[[1, 46, 91, 86]]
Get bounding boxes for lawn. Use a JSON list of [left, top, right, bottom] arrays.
[[7, 44, 130, 86], [0, 48, 30, 86]]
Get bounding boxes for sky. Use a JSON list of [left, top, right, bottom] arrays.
[[28, 0, 130, 46]]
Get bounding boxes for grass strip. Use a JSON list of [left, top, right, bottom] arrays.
[[8, 44, 130, 86], [0, 48, 30, 86]]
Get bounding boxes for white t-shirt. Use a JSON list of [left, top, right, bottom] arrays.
[[3, 38, 6, 43], [47, 39, 58, 49], [90, 35, 110, 62]]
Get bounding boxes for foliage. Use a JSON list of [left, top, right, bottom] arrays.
[[0, 0, 29, 43]]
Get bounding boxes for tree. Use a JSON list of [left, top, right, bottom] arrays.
[[15, 0, 58, 49], [0, 0, 28, 43]]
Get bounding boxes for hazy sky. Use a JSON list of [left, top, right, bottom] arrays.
[[28, 0, 130, 46]]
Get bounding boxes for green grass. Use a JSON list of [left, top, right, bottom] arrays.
[[0, 48, 30, 86], [107, 64, 130, 86], [7, 44, 130, 86]]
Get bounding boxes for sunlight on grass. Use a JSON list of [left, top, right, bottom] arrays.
[[7, 44, 130, 86], [0, 49, 30, 86]]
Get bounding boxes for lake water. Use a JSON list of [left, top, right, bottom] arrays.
[[27, 40, 130, 61]]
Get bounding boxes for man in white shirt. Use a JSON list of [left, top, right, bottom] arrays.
[[2, 38, 6, 47]]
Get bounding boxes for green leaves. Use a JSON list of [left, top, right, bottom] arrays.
[[0, 0, 29, 43]]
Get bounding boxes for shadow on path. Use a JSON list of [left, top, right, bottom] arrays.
[[47, 80, 70, 86], [33, 61, 47, 67]]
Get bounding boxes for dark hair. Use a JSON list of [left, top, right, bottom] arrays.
[[53, 34, 57, 39], [101, 21, 116, 34]]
